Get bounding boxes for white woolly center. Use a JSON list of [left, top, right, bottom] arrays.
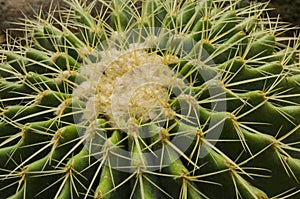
[[75, 42, 184, 128]]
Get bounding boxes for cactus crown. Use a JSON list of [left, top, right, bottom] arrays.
[[0, 0, 300, 198]]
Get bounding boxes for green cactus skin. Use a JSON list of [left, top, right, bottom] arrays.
[[0, 0, 300, 198]]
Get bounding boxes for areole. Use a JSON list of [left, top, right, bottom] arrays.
[[0, 0, 300, 199]]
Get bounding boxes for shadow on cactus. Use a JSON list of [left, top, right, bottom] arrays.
[[0, 0, 300, 198]]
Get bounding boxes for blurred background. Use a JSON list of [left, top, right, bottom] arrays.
[[0, 0, 300, 43], [0, 0, 62, 42], [268, 0, 300, 26]]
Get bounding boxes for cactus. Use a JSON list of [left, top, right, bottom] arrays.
[[1, 0, 300, 198]]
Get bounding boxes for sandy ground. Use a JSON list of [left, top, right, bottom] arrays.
[[268, 0, 300, 26], [0, 0, 63, 42], [0, 0, 62, 30]]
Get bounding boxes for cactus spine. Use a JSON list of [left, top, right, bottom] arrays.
[[0, 0, 300, 198]]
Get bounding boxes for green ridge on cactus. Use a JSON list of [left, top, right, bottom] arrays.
[[0, 0, 300, 198]]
